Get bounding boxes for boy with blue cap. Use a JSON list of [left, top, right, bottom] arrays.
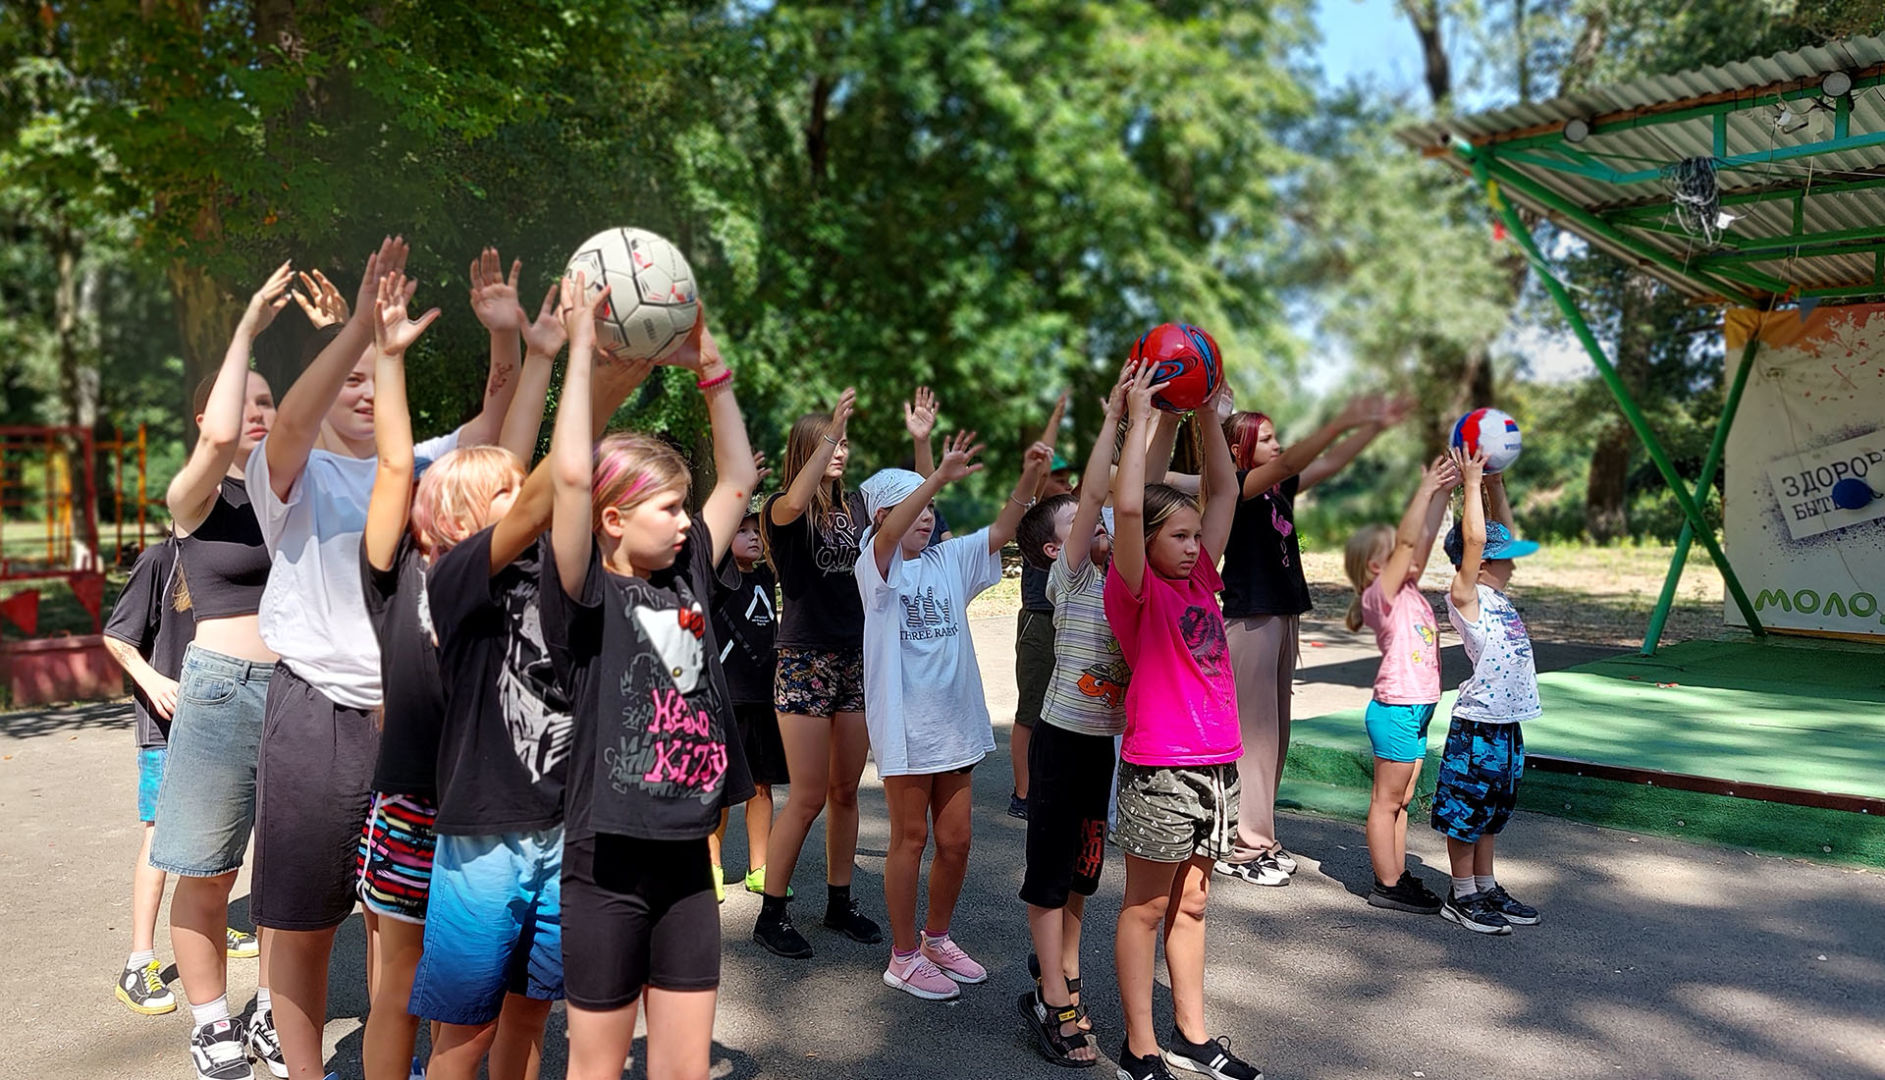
[[1434, 445, 1542, 936]]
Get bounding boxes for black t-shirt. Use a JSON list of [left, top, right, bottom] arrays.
[[427, 528, 574, 835], [103, 540, 195, 748], [1220, 472, 1312, 618], [762, 490, 866, 650], [543, 519, 755, 844], [175, 477, 270, 619], [362, 534, 445, 798], [711, 555, 777, 706], [1020, 563, 1052, 613]]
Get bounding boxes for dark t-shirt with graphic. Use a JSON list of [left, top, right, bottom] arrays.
[[712, 556, 777, 707], [362, 533, 445, 798], [1220, 472, 1312, 618], [426, 529, 574, 835], [761, 491, 866, 650], [103, 539, 195, 749], [543, 520, 756, 844]]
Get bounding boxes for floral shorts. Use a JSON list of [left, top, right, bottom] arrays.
[[773, 647, 865, 718]]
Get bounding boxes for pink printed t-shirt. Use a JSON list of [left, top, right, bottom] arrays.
[[1359, 578, 1441, 705], [1103, 554, 1241, 767]]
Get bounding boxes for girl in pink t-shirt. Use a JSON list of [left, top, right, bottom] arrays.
[[1102, 362, 1262, 1080], [1342, 454, 1459, 915]]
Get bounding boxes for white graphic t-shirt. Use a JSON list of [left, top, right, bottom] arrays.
[[1445, 584, 1541, 723]]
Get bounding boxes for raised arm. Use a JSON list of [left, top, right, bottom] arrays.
[[993, 441, 1054, 553], [267, 236, 405, 499], [904, 385, 937, 477], [1198, 384, 1238, 561], [1066, 364, 1133, 571], [1299, 395, 1409, 491], [549, 274, 606, 597], [1483, 469, 1516, 533], [771, 389, 854, 527], [668, 309, 758, 566], [1111, 362, 1164, 597], [1379, 455, 1460, 596], [456, 247, 529, 448], [1449, 446, 1489, 621], [363, 271, 441, 572], [1028, 392, 1068, 499], [1237, 394, 1376, 500], [1143, 408, 1186, 488], [167, 262, 293, 532], [499, 280, 567, 462], [872, 430, 982, 576]]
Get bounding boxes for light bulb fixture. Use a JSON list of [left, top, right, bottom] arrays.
[[1822, 71, 1853, 98], [1775, 103, 1811, 134], [1563, 117, 1591, 144]]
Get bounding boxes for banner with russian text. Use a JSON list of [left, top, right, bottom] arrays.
[[1723, 304, 1885, 638]]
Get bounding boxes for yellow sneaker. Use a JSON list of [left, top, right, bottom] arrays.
[[225, 927, 259, 959], [744, 866, 792, 898], [712, 864, 726, 904]]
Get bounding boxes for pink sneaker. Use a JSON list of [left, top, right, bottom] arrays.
[[920, 933, 989, 984], [883, 950, 961, 1001]]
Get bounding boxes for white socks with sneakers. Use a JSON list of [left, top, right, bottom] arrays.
[[255, 986, 272, 1015], [1476, 874, 1497, 894], [189, 994, 230, 1029], [1451, 875, 1476, 899], [127, 949, 156, 970]]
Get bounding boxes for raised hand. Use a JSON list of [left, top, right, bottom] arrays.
[[1424, 453, 1463, 492], [469, 247, 527, 332], [558, 272, 612, 344], [292, 268, 348, 329], [520, 280, 568, 359], [1022, 439, 1054, 476], [352, 236, 407, 319], [904, 386, 938, 442], [935, 429, 985, 483], [373, 270, 439, 357], [753, 451, 772, 486], [663, 305, 722, 373], [1449, 443, 1488, 481], [1374, 393, 1415, 427], [830, 387, 857, 435], [1125, 358, 1169, 424], [243, 261, 296, 334]]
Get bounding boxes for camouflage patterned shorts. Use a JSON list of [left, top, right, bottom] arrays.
[[1430, 717, 1525, 842]]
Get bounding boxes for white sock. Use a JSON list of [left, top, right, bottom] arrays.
[[189, 994, 230, 1028], [1476, 875, 1497, 894], [254, 987, 272, 1015], [1451, 875, 1477, 899], [127, 949, 156, 970]]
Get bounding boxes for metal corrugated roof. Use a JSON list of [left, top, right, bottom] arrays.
[[1399, 36, 1885, 305]]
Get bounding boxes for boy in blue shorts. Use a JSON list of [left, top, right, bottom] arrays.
[[1434, 446, 1542, 936]]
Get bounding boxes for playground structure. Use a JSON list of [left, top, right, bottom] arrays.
[[1276, 36, 1885, 858]]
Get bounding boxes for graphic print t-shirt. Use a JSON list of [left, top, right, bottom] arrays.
[[1103, 553, 1241, 767], [854, 528, 1003, 777], [362, 533, 446, 798], [712, 557, 777, 706], [426, 529, 574, 835], [1040, 550, 1129, 738], [1361, 578, 1442, 706], [103, 539, 195, 749], [543, 520, 755, 844], [762, 491, 866, 650], [1446, 583, 1540, 723], [1220, 472, 1312, 619]]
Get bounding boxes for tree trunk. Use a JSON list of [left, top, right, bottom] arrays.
[[167, 259, 243, 441], [1584, 271, 1656, 542], [1403, 0, 1452, 111]]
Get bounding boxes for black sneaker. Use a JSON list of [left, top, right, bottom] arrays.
[[189, 1018, 254, 1080], [1009, 793, 1030, 820], [116, 959, 177, 1015], [1117, 1043, 1179, 1080], [753, 909, 814, 959], [1484, 884, 1540, 926], [1367, 875, 1443, 915], [823, 896, 884, 943], [1440, 891, 1512, 936], [1163, 1029, 1262, 1080]]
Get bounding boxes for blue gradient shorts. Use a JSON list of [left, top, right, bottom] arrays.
[[1363, 700, 1437, 763], [137, 747, 167, 823], [148, 646, 275, 877], [1430, 717, 1525, 842], [409, 828, 565, 1026]]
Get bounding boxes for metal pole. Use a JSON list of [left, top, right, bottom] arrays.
[[1642, 330, 1762, 654], [1466, 148, 1767, 635]]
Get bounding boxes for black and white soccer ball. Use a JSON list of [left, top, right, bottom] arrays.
[[565, 227, 698, 361]]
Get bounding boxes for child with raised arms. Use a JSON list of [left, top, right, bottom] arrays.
[[1342, 454, 1459, 915], [855, 432, 1052, 1001], [542, 301, 759, 1080], [1108, 364, 1262, 1080]]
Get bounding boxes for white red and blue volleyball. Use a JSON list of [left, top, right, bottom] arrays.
[[1450, 407, 1523, 473]]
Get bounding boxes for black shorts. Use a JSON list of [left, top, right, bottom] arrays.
[[253, 664, 380, 931], [1014, 609, 1056, 729], [1020, 721, 1116, 910], [561, 834, 722, 1010], [735, 702, 790, 787]]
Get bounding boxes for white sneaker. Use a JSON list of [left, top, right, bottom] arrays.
[[189, 1019, 254, 1080], [1212, 857, 1291, 887], [1269, 849, 1298, 875], [247, 1009, 289, 1078]]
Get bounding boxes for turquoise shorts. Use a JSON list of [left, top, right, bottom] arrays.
[[1364, 700, 1436, 764], [138, 747, 167, 823]]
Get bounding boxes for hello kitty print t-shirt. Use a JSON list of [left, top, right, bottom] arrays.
[[1446, 584, 1540, 724], [1220, 472, 1312, 618], [542, 519, 755, 843], [854, 527, 1003, 777]]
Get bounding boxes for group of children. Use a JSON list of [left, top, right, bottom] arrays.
[[107, 236, 1545, 1080]]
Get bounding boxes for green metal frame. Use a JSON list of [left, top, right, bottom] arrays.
[[1459, 142, 1769, 642]]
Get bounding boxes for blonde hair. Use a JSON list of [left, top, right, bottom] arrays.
[[411, 446, 526, 557], [592, 432, 691, 527], [1142, 483, 1198, 541], [1343, 523, 1396, 631]]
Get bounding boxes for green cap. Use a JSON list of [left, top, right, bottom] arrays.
[[1050, 452, 1072, 473]]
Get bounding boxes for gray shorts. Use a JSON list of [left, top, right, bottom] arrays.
[[1111, 762, 1240, 864], [148, 646, 275, 877]]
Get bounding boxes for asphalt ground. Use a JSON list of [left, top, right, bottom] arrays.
[[3, 614, 1882, 1080]]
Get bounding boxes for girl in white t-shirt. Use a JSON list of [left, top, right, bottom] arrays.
[[1342, 454, 1458, 916], [854, 436, 1051, 1002]]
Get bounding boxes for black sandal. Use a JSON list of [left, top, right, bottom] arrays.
[[1018, 992, 1097, 1068], [1030, 955, 1094, 1033]]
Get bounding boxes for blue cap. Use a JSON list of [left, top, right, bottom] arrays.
[[1443, 519, 1540, 566]]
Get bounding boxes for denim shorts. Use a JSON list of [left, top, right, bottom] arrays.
[[148, 646, 275, 877], [137, 747, 167, 823], [1364, 700, 1437, 764], [409, 828, 565, 1026]]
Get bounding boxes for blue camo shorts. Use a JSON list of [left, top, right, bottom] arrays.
[[1430, 717, 1525, 842]]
